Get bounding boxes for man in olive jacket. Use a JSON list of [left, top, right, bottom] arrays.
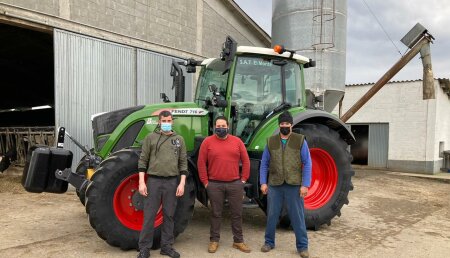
[[137, 110, 188, 258], [259, 111, 312, 258]]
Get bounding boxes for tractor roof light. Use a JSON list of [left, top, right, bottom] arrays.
[[273, 45, 285, 54], [273, 44, 297, 58]]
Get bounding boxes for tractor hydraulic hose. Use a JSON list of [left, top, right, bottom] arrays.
[[64, 131, 90, 155]]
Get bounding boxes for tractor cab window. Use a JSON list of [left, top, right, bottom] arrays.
[[231, 56, 302, 143], [195, 59, 228, 125], [195, 60, 228, 105]]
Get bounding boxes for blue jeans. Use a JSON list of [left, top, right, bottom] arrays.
[[265, 183, 308, 251]]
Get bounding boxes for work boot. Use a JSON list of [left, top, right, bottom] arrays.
[[208, 241, 219, 253], [298, 249, 310, 258], [232, 242, 251, 253], [260, 244, 273, 252], [137, 248, 150, 258], [160, 247, 180, 258]]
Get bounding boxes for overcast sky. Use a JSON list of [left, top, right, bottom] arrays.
[[234, 0, 449, 84]]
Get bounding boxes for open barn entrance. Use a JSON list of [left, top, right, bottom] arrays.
[[0, 22, 54, 169]]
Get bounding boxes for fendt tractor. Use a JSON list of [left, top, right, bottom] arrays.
[[22, 37, 355, 250]]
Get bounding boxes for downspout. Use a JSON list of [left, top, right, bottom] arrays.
[[420, 43, 435, 99]]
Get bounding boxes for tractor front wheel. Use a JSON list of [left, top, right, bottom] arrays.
[[75, 157, 88, 205], [85, 148, 195, 250]]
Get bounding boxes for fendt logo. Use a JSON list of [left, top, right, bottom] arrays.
[[151, 108, 209, 117]]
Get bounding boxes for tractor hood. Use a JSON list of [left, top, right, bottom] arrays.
[[94, 102, 209, 158]]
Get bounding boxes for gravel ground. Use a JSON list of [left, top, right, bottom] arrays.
[[1, 168, 449, 258]]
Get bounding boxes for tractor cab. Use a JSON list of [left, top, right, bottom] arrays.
[[195, 38, 312, 145]]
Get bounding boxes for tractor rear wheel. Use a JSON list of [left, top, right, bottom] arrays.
[[296, 124, 353, 229], [258, 124, 354, 230], [85, 148, 195, 250]]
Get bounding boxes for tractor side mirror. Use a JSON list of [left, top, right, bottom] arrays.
[[220, 36, 237, 75], [212, 97, 228, 108]]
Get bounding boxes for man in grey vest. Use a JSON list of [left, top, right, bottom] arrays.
[[259, 111, 312, 258]]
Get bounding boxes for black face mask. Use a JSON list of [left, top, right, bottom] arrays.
[[280, 127, 291, 136], [215, 128, 228, 138]]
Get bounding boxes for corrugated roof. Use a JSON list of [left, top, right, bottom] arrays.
[[345, 78, 449, 87]]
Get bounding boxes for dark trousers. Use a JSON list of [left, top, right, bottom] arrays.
[[139, 176, 178, 251], [207, 180, 245, 243], [265, 183, 308, 251]]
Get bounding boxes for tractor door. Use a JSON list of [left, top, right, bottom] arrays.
[[230, 56, 303, 144]]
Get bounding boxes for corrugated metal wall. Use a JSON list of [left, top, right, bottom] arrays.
[[54, 30, 193, 168], [137, 49, 193, 105], [368, 123, 389, 167]]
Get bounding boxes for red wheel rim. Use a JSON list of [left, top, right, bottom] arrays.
[[113, 173, 163, 230], [305, 148, 338, 210]]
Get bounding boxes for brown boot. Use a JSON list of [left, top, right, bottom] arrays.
[[232, 242, 251, 253], [208, 242, 219, 253]]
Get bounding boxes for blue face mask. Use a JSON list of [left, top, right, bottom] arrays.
[[160, 122, 172, 132]]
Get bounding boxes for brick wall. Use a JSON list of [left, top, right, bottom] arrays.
[[69, 0, 198, 54], [0, 0, 59, 16], [0, 0, 269, 57]]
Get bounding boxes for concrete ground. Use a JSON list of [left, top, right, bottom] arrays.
[[1, 168, 450, 258]]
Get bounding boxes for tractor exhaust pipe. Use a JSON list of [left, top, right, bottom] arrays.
[[169, 59, 201, 102], [170, 60, 185, 102]]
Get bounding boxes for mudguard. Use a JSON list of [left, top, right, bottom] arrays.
[[281, 109, 356, 145]]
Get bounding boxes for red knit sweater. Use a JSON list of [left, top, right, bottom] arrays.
[[197, 134, 250, 186]]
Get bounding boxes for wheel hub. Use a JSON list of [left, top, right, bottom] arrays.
[[305, 148, 338, 210], [113, 173, 163, 230]]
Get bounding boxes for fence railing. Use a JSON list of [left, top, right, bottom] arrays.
[[0, 127, 55, 166]]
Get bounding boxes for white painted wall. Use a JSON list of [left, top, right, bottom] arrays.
[[339, 79, 450, 173], [341, 80, 430, 161], [434, 80, 450, 164]]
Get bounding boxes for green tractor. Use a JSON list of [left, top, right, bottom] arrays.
[[22, 37, 355, 250]]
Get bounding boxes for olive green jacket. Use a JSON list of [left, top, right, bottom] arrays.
[[138, 131, 188, 177]]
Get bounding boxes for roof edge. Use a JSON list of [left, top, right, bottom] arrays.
[[346, 78, 450, 87], [225, 0, 271, 47]]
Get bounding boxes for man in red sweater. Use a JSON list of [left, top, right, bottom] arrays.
[[197, 116, 251, 254]]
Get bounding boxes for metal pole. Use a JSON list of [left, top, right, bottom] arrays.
[[341, 35, 432, 123]]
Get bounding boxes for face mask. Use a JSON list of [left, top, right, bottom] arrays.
[[215, 127, 228, 138], [160, 122, 172, 132], [280, 126, 291, 136]]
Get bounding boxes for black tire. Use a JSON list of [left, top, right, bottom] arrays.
[[299, 124, 354, 229], [258, 124, 354, 230], [278, 207, 291, 229], [75, 157, 88, 205], [85, 148, 195, 250]]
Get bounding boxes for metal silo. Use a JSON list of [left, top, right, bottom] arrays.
[[272, 0, 347, 112]]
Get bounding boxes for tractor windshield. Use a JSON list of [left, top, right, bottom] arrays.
[[231, 56, 303, 142]]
